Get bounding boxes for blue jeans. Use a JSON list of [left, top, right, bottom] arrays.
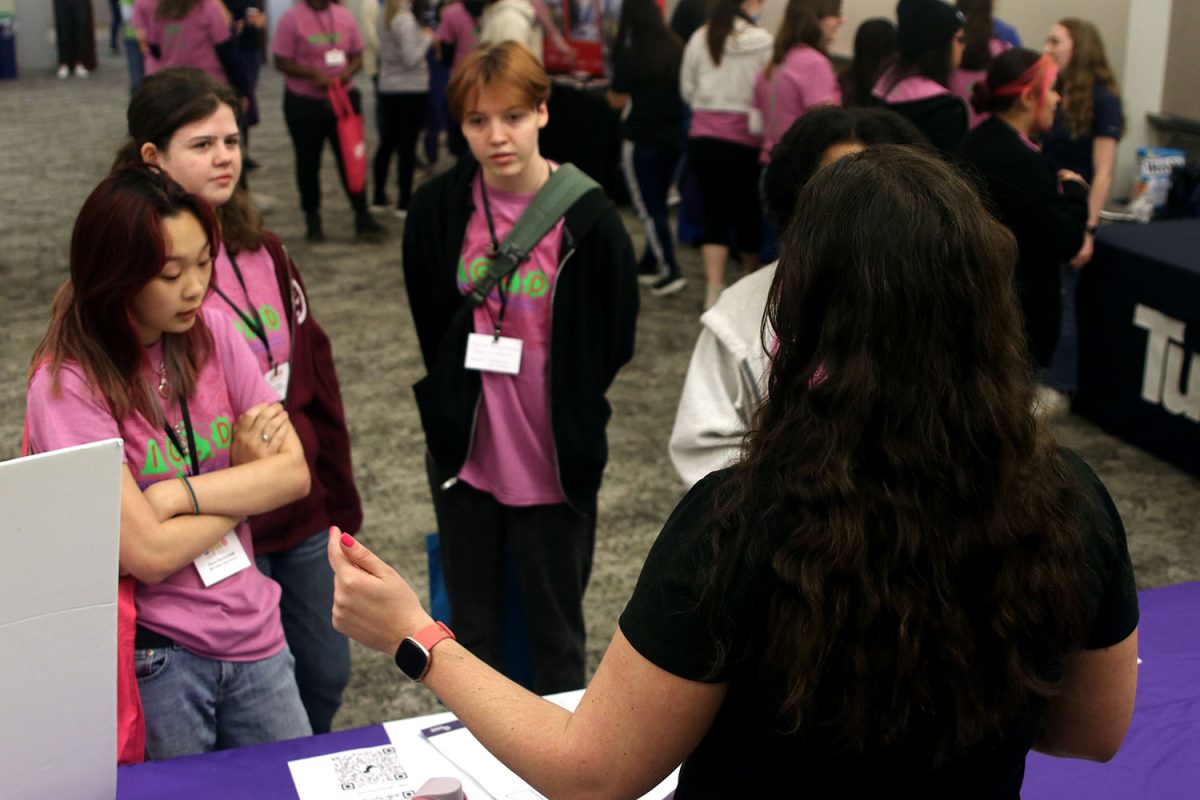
[[123, 37, 143, 94], [620, 139, 681, 278], [136, 643, 311, 760], [256, 529, 350, 734]]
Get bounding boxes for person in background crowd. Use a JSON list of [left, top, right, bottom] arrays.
[[478, 0, 542, 60], [221, 2, 269, 163], [960, 48, 1089, 419], [330, 144, 1138, 798], [28, 165, 313, 760], [680, 0, 773, 310], [120, 0, 147, 92], [951, 0, 1009, 128], [114, 68, 364, 735], [110, 0, 124, 54], [1043, 18, 1123, 268], [1039, 18, 1124, 406], [753, 0, 842, 166], [837, 17, 896, 108], [669, 0, 705, 44], [401, 41, 638, 694], [438, 0, 484, 156], [135, 0, 250, 100], [373, 0, 435, 219], [53, 0, 98, 78], [870, 0, 967, 154], [273, 0, 385, 242], [608, 0, 687, 296], [991, 0, 1021, 48], [670, 106, 925, 486]]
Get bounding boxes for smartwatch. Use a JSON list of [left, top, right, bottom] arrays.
[[394, 621, 455, 682]]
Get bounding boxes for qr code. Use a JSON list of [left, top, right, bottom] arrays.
[[331, 745, 411, 792]]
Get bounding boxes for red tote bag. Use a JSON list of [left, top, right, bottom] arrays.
[[328, 79, 367, 196], [22, 411, 146, 765]]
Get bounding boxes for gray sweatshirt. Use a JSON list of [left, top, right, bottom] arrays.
[[377, 3, 431, 94]]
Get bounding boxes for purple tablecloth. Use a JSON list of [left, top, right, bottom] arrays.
[[116, 582, 1200, 799], [1024, 580, 1200, 798]]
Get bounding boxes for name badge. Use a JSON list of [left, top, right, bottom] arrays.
[[266, 361, 290, 401], [464, 333, 523, 375], [193, 531, 253, 587], [324, 48, 346, 67]]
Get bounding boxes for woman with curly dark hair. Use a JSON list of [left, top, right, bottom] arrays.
[[330, 145, 1138, 798]]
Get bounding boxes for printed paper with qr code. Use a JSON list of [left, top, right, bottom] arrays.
[[288, 744, 437, 800]]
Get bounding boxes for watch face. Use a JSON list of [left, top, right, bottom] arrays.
[[395, 638, 430, 681]]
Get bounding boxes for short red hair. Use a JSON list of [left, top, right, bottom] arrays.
[[446, 41, 551, 123]]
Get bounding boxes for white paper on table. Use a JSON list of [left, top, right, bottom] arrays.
[[289, 743, 457, 800], [0, 440, 123, 800], [415, 690, 679, 800]]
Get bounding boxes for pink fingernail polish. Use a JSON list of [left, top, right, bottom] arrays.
[[341, 532, 356, 549]]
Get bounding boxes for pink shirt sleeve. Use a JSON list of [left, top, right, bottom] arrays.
[[204, 0, 232, 46], [26, 364, 127, 463], [804, 57, 841, 108], [271, 7, 300, 60], [206, 310, 278, 415]]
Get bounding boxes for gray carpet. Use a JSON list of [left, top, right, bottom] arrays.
[[1, 55, 1197, 731]]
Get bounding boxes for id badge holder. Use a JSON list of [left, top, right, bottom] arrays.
[[193, 531, 253, 587], [464, 333, 523, 375], [266, 361, 291, 401], [325, 48, 347, 68]]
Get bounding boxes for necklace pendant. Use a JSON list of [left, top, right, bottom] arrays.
[[157, 361, 169, 398]]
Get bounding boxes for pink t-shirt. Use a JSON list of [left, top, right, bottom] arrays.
[[872, 68, 950, 103], [951, 38, 1009, 129], [272, 1, 364, 99], [438, 3, 478, 70], [26, 308, 285, 662], [206, 243, 292, 381], [130, 0, 162, 73], [139, 0, 231, 80], [689, 110, 759, 148], [752, 45, 841, 164], [455, 173, 566, 506]]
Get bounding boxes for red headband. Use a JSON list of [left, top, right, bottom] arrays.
[[991, 53, 1057, 118]]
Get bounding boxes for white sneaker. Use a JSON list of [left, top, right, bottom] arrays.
[[74, 64, 89, 78], [393, 208, 408, 221], [1032, 385, 1070, 419], [650, 275, 687, 297], [57, 65, 69, 79]]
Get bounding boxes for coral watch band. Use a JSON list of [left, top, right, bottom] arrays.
[[413, 621, 455, 651]]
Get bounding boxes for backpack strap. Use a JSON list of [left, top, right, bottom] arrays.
[[467, 163, 600, 306]]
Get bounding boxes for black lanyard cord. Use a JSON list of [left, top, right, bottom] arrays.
[[163, 396, 201, 477], [214, 249, 275, 367]]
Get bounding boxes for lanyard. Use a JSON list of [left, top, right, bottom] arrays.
[[478, 176, 509, 340], [163, 396, 201, 477], [212, 250, 276, 368]]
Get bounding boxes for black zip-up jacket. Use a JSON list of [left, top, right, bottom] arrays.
[[401, 156, 639, 512]]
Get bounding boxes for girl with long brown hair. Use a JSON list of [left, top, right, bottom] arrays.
[[330, 145, 1138, 797], [27, 165, 312, 760], [114, 67, 363, 735]]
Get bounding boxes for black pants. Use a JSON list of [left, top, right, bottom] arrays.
[[426, 456, 594, 694], [373, 91, 429, 209], [283, 89, 368, 215], [689, 136, 762, 254], [53, 0, 93, 67]]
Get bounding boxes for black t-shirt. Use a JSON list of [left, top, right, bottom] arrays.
[[1041, 85, 1124, 182], [610, 50, 685, 147], [619, 449, 1139, 799]]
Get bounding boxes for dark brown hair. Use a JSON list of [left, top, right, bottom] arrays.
[[612, 0, 683, 84], [446, 40, 551, 122], [703, 146, 1090, 763], [114, 67, 263, 255], [32, 166, 218, 424], [956, 0, 993, 71], [767, 0, 840, 76], [705, 0, 754, 65]]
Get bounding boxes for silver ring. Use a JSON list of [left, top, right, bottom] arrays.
[[261, 432, 271, 443]]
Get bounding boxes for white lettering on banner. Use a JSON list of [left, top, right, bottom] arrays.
[[1133, 304, 1200, 421]]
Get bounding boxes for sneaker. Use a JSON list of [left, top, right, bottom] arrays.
[[369, 197, 391, 213], [57, 65, 69, 79], [355, 212, 386, 241], [393, 207, 408, 221], [1032, 385, 1070, 419], [650, 274, 687, 297], [74, 64, 89, 78], [666, 187, 682, 208]]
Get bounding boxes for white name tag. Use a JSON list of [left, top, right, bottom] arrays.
[[266, 361, 290, 401], [193, 531, 253, 587], [324, 48, 346, 67], [464, 333, 523, 375]]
